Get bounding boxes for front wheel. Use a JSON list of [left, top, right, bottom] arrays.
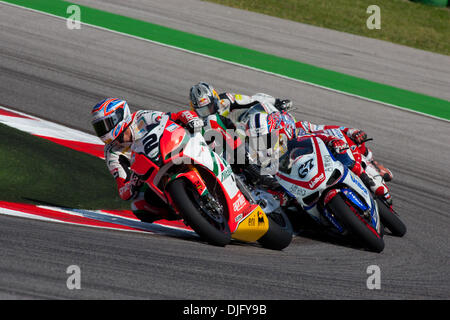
[[167, 179, 231, 247], [376, 199, 406, 237], [328, 195, 384, 253]]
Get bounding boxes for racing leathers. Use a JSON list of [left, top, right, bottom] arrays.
[[216, 92, 292, 122], [104, 109, 202, 220], [199, 92, 292, 168], [193, 92, 282, 167]]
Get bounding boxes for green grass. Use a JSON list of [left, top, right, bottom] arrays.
[[0, 123, 129, 210], [204, 0, 450, 56]]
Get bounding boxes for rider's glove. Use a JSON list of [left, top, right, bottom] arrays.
[[186, 118, 204, 133], [328, 138, 349, 155], [346, 128, 367, 145], [274, 99, 293, 111], [177, 110, 204, 133]]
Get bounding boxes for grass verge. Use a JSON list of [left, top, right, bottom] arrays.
[[204, 0, 450, 56], [0, 123, 128, 210]]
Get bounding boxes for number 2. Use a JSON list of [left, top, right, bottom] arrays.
[[143, 133, 158, 155]]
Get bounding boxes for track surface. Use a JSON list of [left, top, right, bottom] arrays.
[[1, 1, 449, 299]]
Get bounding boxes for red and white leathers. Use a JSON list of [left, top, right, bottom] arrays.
[[295, 121, 391, 201], [105, 110, 163, 201], [104, 109, 201, 216], [298, 121, 367, 159], [296, 121, 392, 179]]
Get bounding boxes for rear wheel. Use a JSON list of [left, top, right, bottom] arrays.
[[328, 195, 384, 253], [376, 199, 406, 237], [167, 179, 231, 247], [257, 214, 293, 250]]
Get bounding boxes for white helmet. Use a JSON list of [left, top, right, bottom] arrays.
[[91, 98, 132, 144]]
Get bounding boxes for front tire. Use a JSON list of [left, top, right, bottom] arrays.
[[167, 179, 231, 247], [376, 199, 406, 237], [328, 195, 384, 253]]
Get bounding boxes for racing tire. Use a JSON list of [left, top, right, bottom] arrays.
[[167, 179, 231, 247], [376, 199, 406, 237], [257, 216, 293, 250], [328, 195, 385, 253]]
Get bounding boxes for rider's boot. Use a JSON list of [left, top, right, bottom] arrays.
[[362, 147, 393, 182], [359, 172, 392, 205], [370, 159, 393, 182]]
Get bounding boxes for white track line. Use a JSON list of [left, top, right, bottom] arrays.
[[0, 105, 102, 144]]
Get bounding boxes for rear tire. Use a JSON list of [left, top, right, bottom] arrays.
[[167, 179, 231, 247], [376, 199, 406, 237], [257, 216, 293, 250], [328, 195, 384, 253]]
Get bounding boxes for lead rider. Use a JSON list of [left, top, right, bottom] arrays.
[[91, 98, 203, 222]]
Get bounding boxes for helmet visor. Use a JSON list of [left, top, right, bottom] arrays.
[[92, 108, 124, 137]]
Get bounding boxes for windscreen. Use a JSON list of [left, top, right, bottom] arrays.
[[278, 138, 314, 174]]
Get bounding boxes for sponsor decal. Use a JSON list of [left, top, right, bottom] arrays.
[[288, 184, 306, 197], [257, 211, 265, 226], [181, 111, 196, 122], [137, 117, 148, 133], [350, 174, 368, 195], [323, 155, 333, 170], [343, 189, 368, 210], [166, 123, 179, 132], [232, 193, 246, 212], [308, 172, 325, 189], [198, 97, 211, 107]]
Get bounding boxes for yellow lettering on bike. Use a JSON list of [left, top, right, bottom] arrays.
[[232, 206, 269, 242]]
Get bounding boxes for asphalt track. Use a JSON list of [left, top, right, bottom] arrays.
[[0, 1, 449, 299]]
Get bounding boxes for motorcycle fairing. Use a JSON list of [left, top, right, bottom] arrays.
[[231, 205, 269, 242], [130, 115, 273, 240]]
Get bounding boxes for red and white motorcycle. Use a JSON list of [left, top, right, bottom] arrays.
[[129, 114, 293, 249]]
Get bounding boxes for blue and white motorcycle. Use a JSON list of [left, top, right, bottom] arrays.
[[275, 135, 385, 252]]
